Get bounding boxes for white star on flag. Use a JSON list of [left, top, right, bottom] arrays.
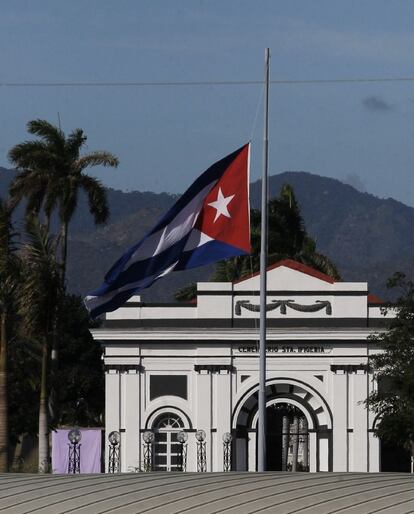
[[208, 188, 235, 223]]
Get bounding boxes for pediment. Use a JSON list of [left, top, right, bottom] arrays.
[[234, 259, 336, 292]]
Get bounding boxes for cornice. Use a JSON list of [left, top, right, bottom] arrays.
[[92, 327, 386, 342]]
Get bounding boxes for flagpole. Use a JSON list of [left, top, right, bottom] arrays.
[[258, 48, 270, 472]]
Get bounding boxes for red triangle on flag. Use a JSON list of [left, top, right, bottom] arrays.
[[195, 144, 251, 254]]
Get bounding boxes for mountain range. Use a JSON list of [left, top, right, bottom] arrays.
[[1, 167, 413, 301]]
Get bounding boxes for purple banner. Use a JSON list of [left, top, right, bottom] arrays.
[[52, 429, 102, 474]]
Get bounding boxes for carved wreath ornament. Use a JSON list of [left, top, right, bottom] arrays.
[[235, 299, 332, 316]]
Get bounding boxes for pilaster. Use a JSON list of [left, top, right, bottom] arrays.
[[105, 364, 142, 472], [195, 364, 234, 472], [123, 368, 141, 472], [104, 369, 120, 472], [214, 370, 232, 471], [351, 369, 369, 471], [332, 369, 348, 471], [195, 369, 212, 471]]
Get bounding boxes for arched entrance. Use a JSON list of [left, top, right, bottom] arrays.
[[266, 403, 309, 471], [152, 412, 184, 471], [232, 378, 332, 471]]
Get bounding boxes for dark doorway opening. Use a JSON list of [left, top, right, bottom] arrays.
[[265, 404, 309, 472], [381, 441, 411, 472]]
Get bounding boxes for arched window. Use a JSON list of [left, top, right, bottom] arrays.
[[152, 413, 184, 471]]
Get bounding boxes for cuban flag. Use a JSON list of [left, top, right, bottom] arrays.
[[85, 143, 251, 318]]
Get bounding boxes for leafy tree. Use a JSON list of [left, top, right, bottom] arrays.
[[6, 294, 104, 470], [8, 119, 119, 285], [174, 283, 198, 302], [366, 272, 414, 461], [0, 199, 20, 471], [19, 219, 62, 472], [53, 295, 103, 428]]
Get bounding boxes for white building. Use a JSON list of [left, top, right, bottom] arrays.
[[91, 259, 396, 473]]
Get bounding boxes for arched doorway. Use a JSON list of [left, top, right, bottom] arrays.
[[266, 403, 309, 472], [232, 378, 332, 471], [152, 412, 184, 471]]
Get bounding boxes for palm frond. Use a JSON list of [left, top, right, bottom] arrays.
[[58, 176, 78, 223], [27, 119, 65, 150], [8, 141, 51, 169], [65, 129, 87, 159], [20, 220, 61, 335], [0, 198, 21, 314], [9, 171, 51, 219], [75, 151, 119, 172], [0, 198, 19, 257], [78, 175, 109, 224]]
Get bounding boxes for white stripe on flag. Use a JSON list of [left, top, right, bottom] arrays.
[[183, 229, 213, 251], [127, 181, 217, 266]]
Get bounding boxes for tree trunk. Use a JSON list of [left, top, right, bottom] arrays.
[[411, 441, 414, 474], [291, 416, 299, 472], [282, 415, 289, 471], [60, 221, 68, 287], [48, 220, 67, 425], [38, 339, 49, 473], [301, 417, 309, 471], [0, 312, 8, 472]]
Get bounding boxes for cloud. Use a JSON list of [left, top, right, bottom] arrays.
[[362, 96, 392, 112]]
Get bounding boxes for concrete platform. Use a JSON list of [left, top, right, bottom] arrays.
[[0, 472, 413, 514]]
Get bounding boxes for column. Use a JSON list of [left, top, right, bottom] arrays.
[[119, 371, 128, 471], [195, 370, 212, 471], [351, 370, 369, 471], [235, 437, 247, 470], [186, 434, 197, 472], [318, 434, 329, 471], [214, 371, 232, 471], [248, 431, 256, 471], [123, 368, 141, 472], [369, 431, 380, 472], [332, 370, 348, 471], [105, 369, 120, 472], [309, 432, 317, 472]]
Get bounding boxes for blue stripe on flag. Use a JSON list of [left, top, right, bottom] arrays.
[[88, 240, 246, 318]]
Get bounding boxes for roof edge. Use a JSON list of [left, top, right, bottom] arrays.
[[233, 259, 336, 285]]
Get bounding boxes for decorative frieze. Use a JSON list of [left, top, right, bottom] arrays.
[[235, 299, 332, 316]]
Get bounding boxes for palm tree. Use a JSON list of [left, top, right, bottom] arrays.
[[9, 120, 118, 427], [0, 199, 20, 472], [20, 219, 62, 472], [8, 119, 119, 285]]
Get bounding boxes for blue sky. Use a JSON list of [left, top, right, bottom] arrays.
[[1, 0, 414, 205]]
